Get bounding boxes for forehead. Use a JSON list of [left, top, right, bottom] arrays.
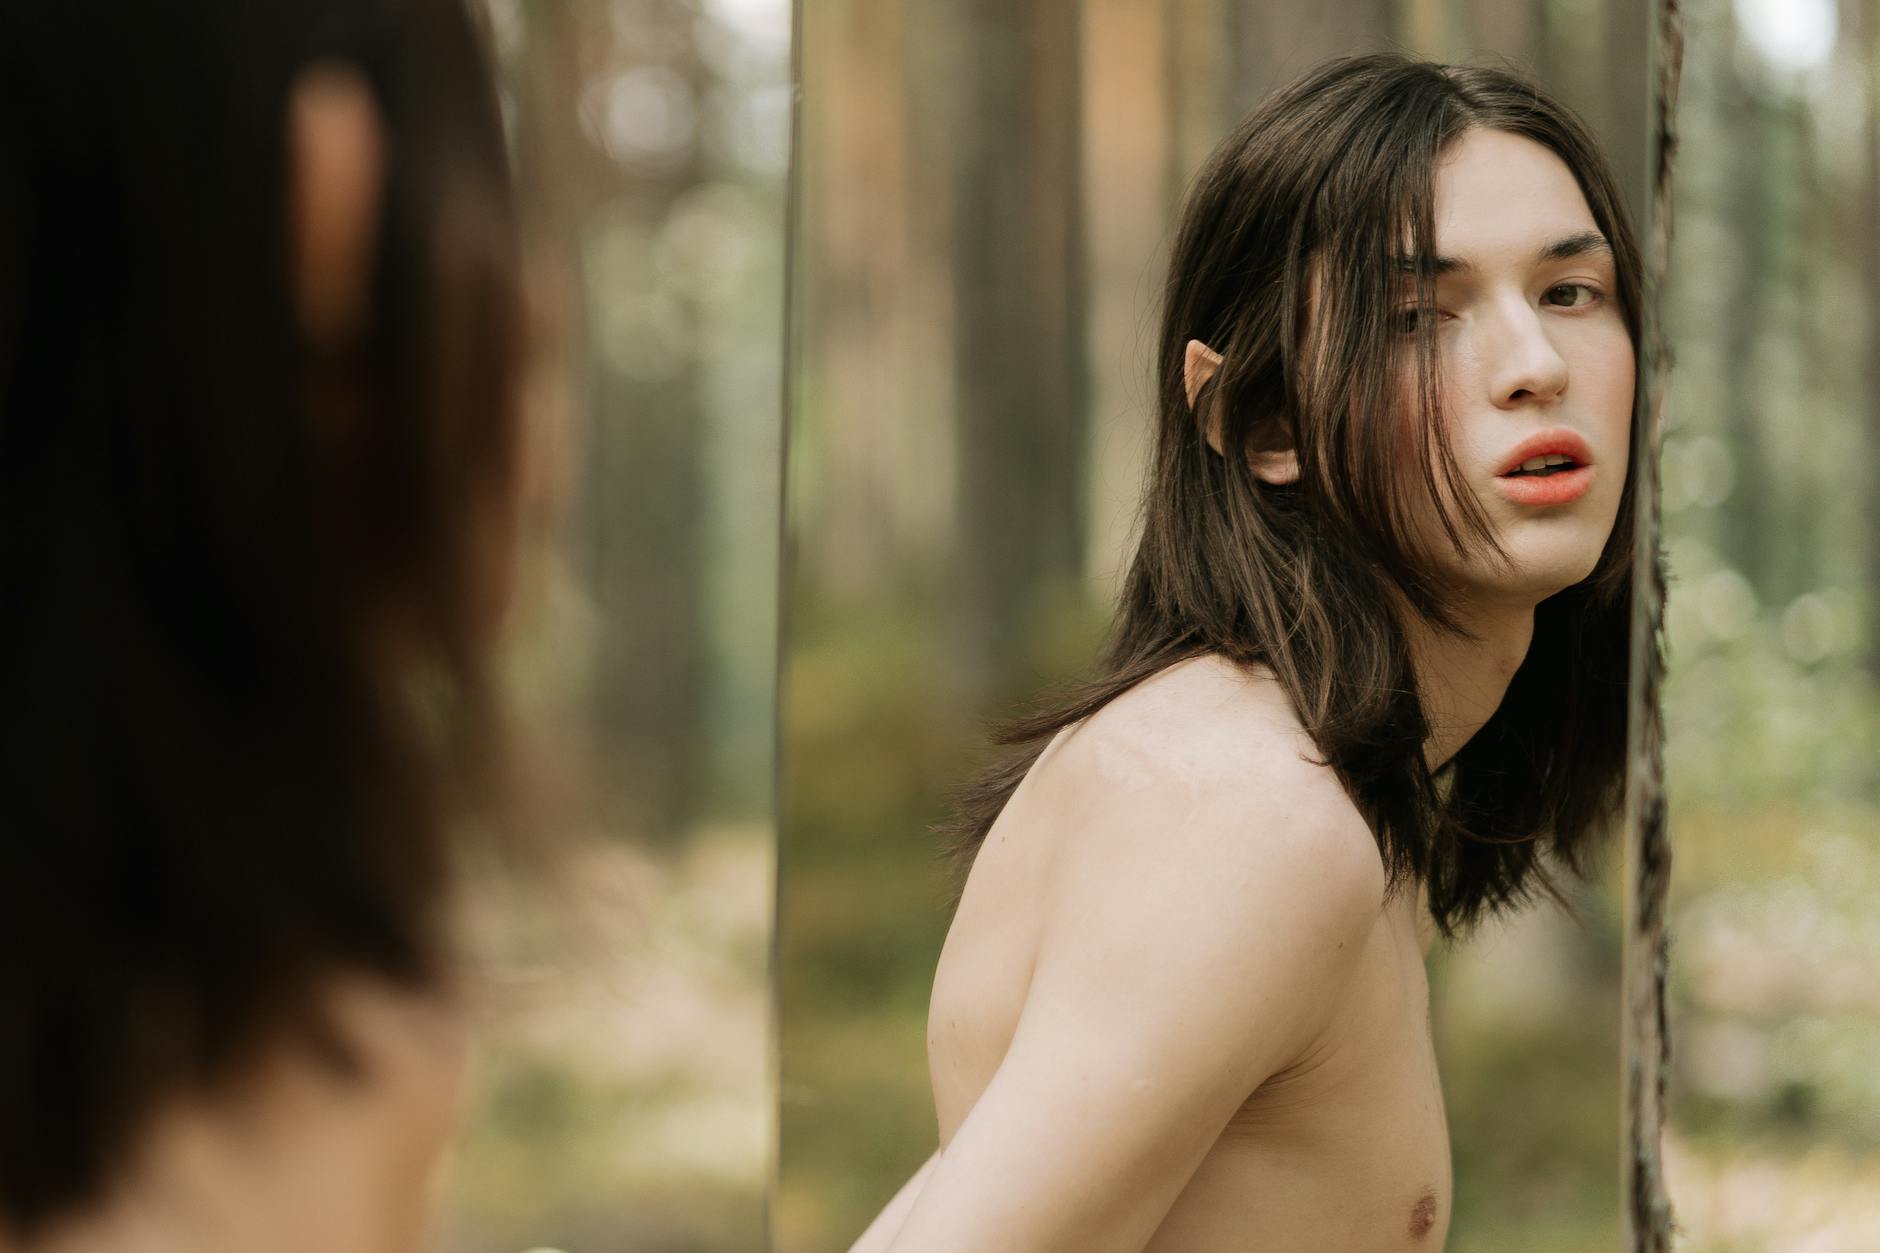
[[1429, 128, 1601, 259]]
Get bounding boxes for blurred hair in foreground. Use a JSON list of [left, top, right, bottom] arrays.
[[0, 0, 530, 1244]]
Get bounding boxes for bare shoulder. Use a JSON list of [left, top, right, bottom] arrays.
[[992, 653, 1390, 1102], [1017, 656, 1388, 1049], [1039, 654, 1330, 801], [894, 660, 1395, 1253], [1028, 653, 1384, 912]]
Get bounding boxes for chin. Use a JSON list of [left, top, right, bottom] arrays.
[[1505, 546, 1606, 603], [1452, 536, 1607, 608]]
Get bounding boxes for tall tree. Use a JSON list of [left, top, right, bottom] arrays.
[[512, 2, 711, 841], [1603, 0, 1654, 218], [1228, 0, 1395, 109], [1623, 3, 1680, 1249], [1464, 0, 1542, 68], [1718, 31, 1776, 600], [946, 0, 1090, 705]]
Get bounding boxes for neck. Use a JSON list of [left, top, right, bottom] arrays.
[[1404, 597, 1535, 774]]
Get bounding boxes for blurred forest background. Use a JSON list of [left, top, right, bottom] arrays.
[[432, 1, 788, 1250], [778, 1, 1647, 1251], [1661, 0, 1880, 1248]]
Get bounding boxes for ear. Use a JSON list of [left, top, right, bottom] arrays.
[[1182, 338, 1223, 412], [287, 62, 387, 350], [1182, 338, 1300, 485], [1249, 447, 1300, 486], [1183, 338, 1228, 458]]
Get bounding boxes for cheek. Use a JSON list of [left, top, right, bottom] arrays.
[[1406, 344, 1481, 493], [1601, 348, 1635, 496], [1388, 359, 1452, 510], [1575, 324, 1637, 444], [1380, 345, 1472, 514], [1387, 340, 1462, 448], [1571, 328, 1635, 525]]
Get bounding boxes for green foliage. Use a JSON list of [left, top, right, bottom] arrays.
[[777, 600, 976, 1249]]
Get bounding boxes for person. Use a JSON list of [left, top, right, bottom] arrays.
[[851, 55, 1641, 1252], [0, 2, 530, 1250]]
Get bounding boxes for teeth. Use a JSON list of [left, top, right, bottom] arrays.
[[1544, 453, 1572, 466], [1513, 453, 1577, 473], [1519, 457, 1549, 472]]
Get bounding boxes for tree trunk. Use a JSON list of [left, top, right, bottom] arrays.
[[516, 1, 710, 842], [947, 0, 1090, 706], [1229, 0, 1395, 117], [1463, 0, 1542, 69], [1621, 3, 1680, 1249], [1719, 40, 1774, 600]]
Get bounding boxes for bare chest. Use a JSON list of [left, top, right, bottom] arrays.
[[1151, 896, 1452, 1250], [931, 840, 1451, 1252]]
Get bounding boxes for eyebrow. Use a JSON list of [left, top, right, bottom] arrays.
[[1394, 229, 1614, 276]]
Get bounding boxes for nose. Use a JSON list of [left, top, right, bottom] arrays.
[[1483, 298, 1568, 409]]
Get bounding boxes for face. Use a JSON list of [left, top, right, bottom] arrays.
[[1399, 127, 1634, 609]]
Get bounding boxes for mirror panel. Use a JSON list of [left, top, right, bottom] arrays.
[[779, 3, 1651, 1249]]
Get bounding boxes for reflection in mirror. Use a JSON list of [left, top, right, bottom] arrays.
[[780, 4, 1653, 1251], [1660, 1, 1880, 1246], [437, 2, 787, 1250]]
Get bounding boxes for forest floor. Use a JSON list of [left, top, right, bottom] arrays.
[[441, 824, 772, 1253]]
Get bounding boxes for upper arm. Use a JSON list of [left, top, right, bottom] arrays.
[[849, 1150, 942, 1253], [887, 727, 1386, 1253]]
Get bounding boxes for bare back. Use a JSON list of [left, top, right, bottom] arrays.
[[926, 655, 1451, 1251]]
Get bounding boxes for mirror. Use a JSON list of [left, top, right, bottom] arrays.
[[779, 3, 1653, 1250]]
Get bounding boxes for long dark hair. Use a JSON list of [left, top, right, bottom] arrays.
[[946, 56, 1640, 940], [0, 0, 523, 1237]]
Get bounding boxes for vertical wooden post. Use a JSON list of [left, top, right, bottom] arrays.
[[1621, 1, 1681, 1249]]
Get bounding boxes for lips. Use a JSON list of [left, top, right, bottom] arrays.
[[1493, 427, 1596, 506], [1494, 428, 1594, 478]]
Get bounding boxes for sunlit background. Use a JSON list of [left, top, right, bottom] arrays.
[[778, 2, 1656, 1251], [433, 2, 788, 1250], [1661, 0, 1880, 1247]]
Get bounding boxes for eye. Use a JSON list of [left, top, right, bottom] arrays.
[[1543, 282, 1601, 309], [1393, 304, 1442, 334]]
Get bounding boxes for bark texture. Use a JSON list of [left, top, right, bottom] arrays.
[[1623, 1, 1681, 1248]]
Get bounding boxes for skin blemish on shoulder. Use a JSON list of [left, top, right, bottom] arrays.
[[1408, 1189, 1439, 1238]]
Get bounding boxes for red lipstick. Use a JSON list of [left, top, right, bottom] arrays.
[[1492, 427, 1595, 506]]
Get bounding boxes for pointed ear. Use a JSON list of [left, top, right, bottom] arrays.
[[1184, 338, 1301, 483], [1183, 339, 1223, 412], [1183, 339, 1228, 455]]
